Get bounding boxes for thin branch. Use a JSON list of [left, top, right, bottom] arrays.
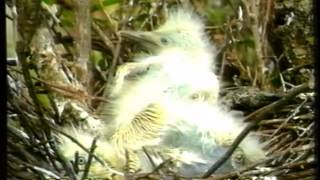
[[81, 136, 99, 180], [8, 67, 111, 103], [244, 83, 312, 122], [106, 36, 122, 84], [49, 133, 78, 180], [201, 121, 256, 178], [271, 98, 308, 136], [202, 83, 312, 178], [50, 125, 105, 166], [92, 21, 115, 54], [74, 0, 91, 85], [206, 143, 314, 180]]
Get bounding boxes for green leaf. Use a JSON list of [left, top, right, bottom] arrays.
[[206, 9, 227, 25], [60, 10, 75, 27], [91, 50, 108, 71], [41, 0, 56, 5], [36, 93, 52, 110]]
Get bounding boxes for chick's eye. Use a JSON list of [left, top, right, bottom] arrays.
[[160, 37, 169, 45]]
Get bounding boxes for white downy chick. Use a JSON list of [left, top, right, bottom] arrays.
[[110, 8, 219, 102], [103, 8, 220, 149], [97, 8, 265, 177]]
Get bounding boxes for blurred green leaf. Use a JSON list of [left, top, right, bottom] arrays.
[[41, 0, 56, 5], [36, 93, 52, 110], [306, 36, 314, 45], [60, 10, 75, 27], [206, 6, 235, 25], [28, 69, 38, 84], [241, 35, 255, 48], [91, 50, 108, 71], [206, 8, 227, 25], [91, 0, 122, 12]]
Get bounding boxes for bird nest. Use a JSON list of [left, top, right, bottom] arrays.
[[7, 0, 315, 179]]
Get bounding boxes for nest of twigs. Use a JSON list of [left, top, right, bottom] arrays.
[[7, 0, 314, 179]]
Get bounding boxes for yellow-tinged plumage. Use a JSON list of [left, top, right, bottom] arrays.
[[57, 127, 125, 178], [58, 8, 265, 178], [111, 103, 168, 153], [109, 8, 219, 102], [101, 9, 222, 166]]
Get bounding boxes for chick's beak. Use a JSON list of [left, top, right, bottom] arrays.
[[119, 30, 162, 52]]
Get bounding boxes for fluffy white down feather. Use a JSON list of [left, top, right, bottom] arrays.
[[58, 8, 265, 178], [101, 8, 264, 176], [157, 99, 266, 175]]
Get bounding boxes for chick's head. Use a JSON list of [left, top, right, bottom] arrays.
[[120, 9, 216, 64]]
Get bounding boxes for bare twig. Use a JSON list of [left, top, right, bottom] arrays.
[[277, 168, 315, 179], [106, 35, 122, 84], [244, 83, 312, 122], [50, 125, 104, 166], [271, 98, 308, 136], [202, 120, 256, 178], [202, 83, 312, 178], [81, 136, 99, 180], [142, 147, 157, 169], [8, 67, 111, 103], [74, 0, 91, 85], [266, 134, 292, 155], [46, 132, 78, 180], [136, 158, 173, 179], [243, 0, 265, 87], [92, 21, 115, 54], [8, 154, 61, 179], [206, 143, 314, 180], [98, 0, 117, 33]]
